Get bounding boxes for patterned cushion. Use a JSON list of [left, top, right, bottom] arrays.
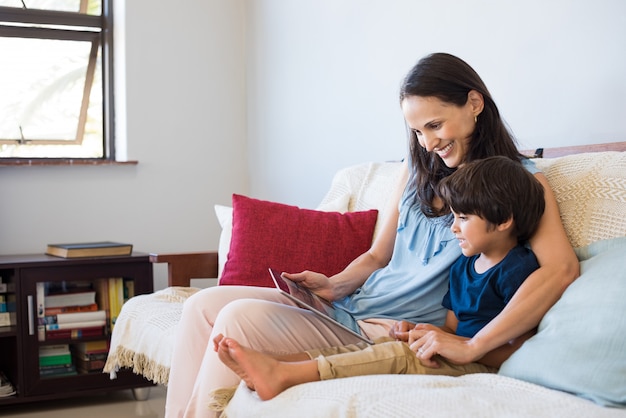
[[534, 151, 626, 248]]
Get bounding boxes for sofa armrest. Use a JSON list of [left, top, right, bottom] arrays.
[[149, 251, 219, 287]]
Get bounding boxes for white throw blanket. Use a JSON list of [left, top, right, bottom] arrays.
[[103, 286, 199, 384], [223, 374, 626, 418]]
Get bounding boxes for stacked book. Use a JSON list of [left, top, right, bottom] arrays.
[[0, 371, 16, 398], [39, 345, 77, 378], [37, 284, 107, 341], [71, 340, 110, 374], [0, 276, 16, 327], [0, 293, 16, 327]]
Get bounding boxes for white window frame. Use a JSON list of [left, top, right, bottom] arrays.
[[0, 1, 117, 162]]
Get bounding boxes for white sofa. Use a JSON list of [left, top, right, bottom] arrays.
[[105, 142, 626, 417]]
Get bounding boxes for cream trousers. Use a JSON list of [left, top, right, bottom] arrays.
[[164, 285, 395, 418], [307, 338, 496, 380]]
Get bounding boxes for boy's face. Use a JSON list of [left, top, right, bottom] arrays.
[[450, 210, 495, 257]]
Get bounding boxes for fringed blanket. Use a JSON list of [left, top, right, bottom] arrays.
[[103, 286, 200, 385]]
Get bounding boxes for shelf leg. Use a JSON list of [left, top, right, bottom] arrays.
[[132, 386, 151, 401]]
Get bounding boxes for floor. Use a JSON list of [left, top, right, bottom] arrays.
[[0, 385, 167, 418]]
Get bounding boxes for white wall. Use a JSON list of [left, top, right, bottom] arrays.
[[0, 0, 248, 290], [1, 0, 624, 290], [246, 0, 626, 208]]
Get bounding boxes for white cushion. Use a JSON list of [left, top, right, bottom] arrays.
[[214, 204, 233, 278]]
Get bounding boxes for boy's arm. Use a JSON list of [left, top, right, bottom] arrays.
[[441, 310, 458, 334]]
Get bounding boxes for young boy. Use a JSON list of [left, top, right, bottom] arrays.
[[214, 156, 546, 401]]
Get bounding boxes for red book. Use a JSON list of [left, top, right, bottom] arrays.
[[45, 326, 104, 340], [44, 303, 98, 316]]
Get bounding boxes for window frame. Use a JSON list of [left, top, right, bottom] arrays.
[[0, 1, 121, 164]]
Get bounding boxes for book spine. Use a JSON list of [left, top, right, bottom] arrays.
[[44, 291, 96, 309], [0, 312, 16, 326], [72, 340, 109, 354], [44, 303, 98, 316], [39, 364, 77, 378], [94, 279, 111, 331], [108, 278, 123, 331], [45, 326, 104, 340], [36, 282, 46, 341], [39, 354, 72, 367], [54, 310, 106, 324], [123, 278, 135, 302], [39, 344, 71, 356], [45, 319, 106, 330]]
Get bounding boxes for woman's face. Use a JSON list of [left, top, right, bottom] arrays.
[[401, 94, 478, 169]]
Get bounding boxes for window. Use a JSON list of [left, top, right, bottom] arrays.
[[0, 0, 114, 161]]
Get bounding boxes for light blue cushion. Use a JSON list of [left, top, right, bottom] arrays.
[[499, 236, 626, 407]]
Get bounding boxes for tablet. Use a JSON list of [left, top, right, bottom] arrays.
[[269, 268, 373, 344]]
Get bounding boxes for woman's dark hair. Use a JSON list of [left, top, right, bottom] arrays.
[[400, 53, 524, 217], [438, 156, 545, 243]]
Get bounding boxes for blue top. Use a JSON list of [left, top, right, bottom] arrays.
[[442, 245, 540, 338], [332, 158, 540, 334]]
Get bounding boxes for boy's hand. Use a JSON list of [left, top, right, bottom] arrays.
[[409, 324, 476, 368], [388, 320, 416, 342]]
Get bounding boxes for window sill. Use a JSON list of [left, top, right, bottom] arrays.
[[0, 159, 138, 167]]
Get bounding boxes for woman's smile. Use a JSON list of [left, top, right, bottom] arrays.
[[435, 142, 454, 159]]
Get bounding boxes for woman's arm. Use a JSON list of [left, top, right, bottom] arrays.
[[477, 329, 536, 368], [285, 162, 409, 302], [416, 172, 579, 364]]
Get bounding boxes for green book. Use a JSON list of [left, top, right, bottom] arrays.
[[39, 353, 72, 367]]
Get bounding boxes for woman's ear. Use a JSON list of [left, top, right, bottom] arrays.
[[467, 90, 484, 118]]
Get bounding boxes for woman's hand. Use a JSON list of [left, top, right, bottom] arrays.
[[389, 320, 416, 342], [282, 271, 335, 301], [408, 324, 480, 368]]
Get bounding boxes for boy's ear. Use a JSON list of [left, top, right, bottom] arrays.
[[496, 217, 514, 232]]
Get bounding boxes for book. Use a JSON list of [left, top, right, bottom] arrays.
[[40, 364, 77, 378], [46, 241, 133, 258], [108, 278, 124, 330], [46, 326, 104, 340], [43, 310, 106, 325], [39, 353, 72, 367], [44, 291, 96, 308], [0, 312, 16, 326], [0, 371, 16, 397], [39, 344, 72, 367], [0, 294, 16, 313], [44, 302, 98, 316], [36, 282, 46, 341], [73, 351, 108, 373], [94, 279, 111, 330], [123, 278, 135, 302], [40, 344, 71, 356], [45, 319, 106, 331], [72, 340, 109, 354]]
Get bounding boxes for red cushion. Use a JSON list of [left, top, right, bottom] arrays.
[[219, 194, 379, 287]]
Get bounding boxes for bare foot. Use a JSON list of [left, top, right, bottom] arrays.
[[215, 335, 256, 391], [219, 337, 319, 400]]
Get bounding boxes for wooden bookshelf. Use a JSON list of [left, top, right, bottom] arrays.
[[0, 253, 154, 406]]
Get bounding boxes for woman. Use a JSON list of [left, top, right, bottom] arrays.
[[165, 53, 578, 418]]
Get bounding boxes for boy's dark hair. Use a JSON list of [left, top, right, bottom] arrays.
[[438, 156, 545, 242]]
